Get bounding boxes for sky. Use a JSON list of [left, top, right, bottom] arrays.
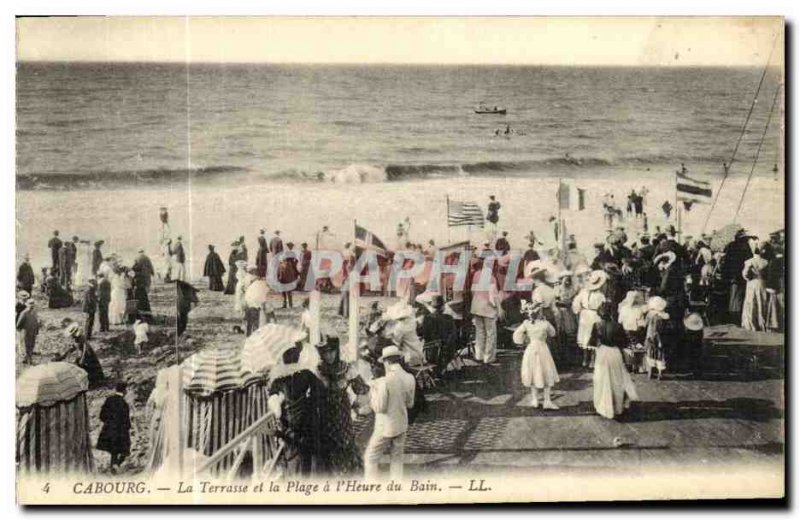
[[16, 16, 783, 67]]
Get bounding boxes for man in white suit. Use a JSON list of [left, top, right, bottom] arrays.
[[364, 346, 416, 480]]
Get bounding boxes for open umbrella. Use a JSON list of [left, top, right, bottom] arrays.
[[181, 346, 260, 396], [244, 279, 271, 308], [16, 362, 88, 408], [709, 223, 744, 252], [241, 323, 305, 375]]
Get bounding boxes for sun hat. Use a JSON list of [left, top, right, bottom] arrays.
[[585, 270, 608, 291], [63, 322, 81, 338], [383, 301, 414, 321], [683, 313, 704, 332], [647, 296, 668, 313], [315, 335, 340, 352], [379, 345, 403, 362], [17, 290, 30, 300]]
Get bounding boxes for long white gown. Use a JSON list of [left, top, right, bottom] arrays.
[[74, 242, 93, 288], [109, 272, 127, 325]]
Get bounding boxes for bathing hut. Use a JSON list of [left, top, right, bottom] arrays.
[[16, 362, 94, 475], [180, 346, 271, 472]]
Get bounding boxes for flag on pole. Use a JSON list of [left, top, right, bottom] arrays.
[[676, 172, 712, 203], [447, 198, 485, 228], [354, 223, 389, 256], [557, 179, 586, 211]]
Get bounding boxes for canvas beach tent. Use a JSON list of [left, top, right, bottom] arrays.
[[16, 362, 95, 475]]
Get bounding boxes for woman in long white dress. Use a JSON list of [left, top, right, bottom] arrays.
[[741, 248, 770, 331], [109, 268, 127, 325], [571, 270, 608, 368], [74, 240, 93, 288], [513, 300, 559, 409], [589, 302, 638, 419]]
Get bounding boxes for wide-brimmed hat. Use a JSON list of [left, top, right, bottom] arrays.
[[558, 270, 573, 279], [379, 345, 403, 362], [520, 299, 543, 316], [383, 302, 414, 321], [17, 290, 30, 300], [63, 322, 81, 337], [315, 335, 340, 352], [647, 296, 668, 313], [683, 313, 704, 332], [585, 270, 608, 291], [444, 300, 466, 320]]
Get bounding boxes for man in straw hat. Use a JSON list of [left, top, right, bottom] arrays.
[[470, 260, 502, 365], [364, 345, 416, 480]]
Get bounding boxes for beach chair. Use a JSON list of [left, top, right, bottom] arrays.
[[413, 340, 441, 389]]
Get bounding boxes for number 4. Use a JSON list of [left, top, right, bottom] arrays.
[[42, 482, 50, 494]]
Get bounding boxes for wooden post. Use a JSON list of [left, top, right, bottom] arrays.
[[309, 289, 321, 345], [166, 365, 184, 476]]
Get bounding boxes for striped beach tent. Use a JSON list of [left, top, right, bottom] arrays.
[[178, 347, 271, 473], [16, 362, 95, 475], [241, 323, 305, 376]]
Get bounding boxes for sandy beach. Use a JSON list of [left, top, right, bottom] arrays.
[[16, 168, 785, 279]]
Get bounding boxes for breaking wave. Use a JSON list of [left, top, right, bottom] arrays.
[[17, 153, 718, 190]]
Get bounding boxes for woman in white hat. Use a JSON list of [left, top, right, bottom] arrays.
[[571, 270, 608, 368], [530, 267, 561, 365], [644, 296, 669, 379], [56, 320, 105, 388], [617, 290, 647, 373], [589, 302, 638, 419], [513, 300, 559, 409]]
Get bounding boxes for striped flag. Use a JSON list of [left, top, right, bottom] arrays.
[[557, 179, 586, 211], [355, 223, 389, 256], [447, 198, 485, 228], [676, 172, 712, 203]]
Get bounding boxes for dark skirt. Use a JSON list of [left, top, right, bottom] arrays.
[[208, 275, 225, 292]]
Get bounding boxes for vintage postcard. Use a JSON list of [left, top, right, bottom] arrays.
[[15, 16, 784, 505]]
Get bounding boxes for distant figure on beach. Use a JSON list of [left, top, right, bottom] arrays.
[[238, 236, 248, 261], [92, 240, 104, 276], [82, 279, 97, 340], [75, 239, 93, 287], [317, 225, 336, 251], [678, 163, 688, 175], [396, 218, 411, 251], [16, 297, 40, 365], [225, 241, 241, 295], [97, 273, 111, 332], [279, 242, 300, 308], [203, 245, 226, 291], [17, 254, 35, 294], [487, 195, 501, 237], [170, 236, 186, 282], [176, 280, 199, 336], [256, 229, 268, 277], [48, 230, 62, 275], [58, 245, 70, 289], [495, 231, 510, 254], [299, 242, 312, 291], [270, 230, 284, 258]]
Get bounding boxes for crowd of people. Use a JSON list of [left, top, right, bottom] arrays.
[[15, 190, 786, 477]]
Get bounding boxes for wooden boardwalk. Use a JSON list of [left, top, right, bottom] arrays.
[[357, 327, 784, 476]]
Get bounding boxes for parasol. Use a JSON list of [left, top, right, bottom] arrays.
[[244, 279, 271, 308], [709, 223, 743, 252], [181, 346, 260, 396], [16, 362, 89, 408], [241, 323, 305, 375]]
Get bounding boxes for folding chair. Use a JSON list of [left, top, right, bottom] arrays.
[[413, 340, 441, 389]]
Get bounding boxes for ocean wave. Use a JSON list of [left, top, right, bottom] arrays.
[[18, 152, 720, 191], [17, 165, 248, 191]]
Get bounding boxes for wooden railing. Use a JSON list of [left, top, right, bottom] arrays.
[[195, 412, 284, 482]]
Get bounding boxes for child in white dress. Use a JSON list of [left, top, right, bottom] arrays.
[[513, 300, 559, 409], [133, 318, 149, 355]]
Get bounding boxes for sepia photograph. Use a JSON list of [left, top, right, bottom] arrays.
[[13, 16, 785, 505]]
